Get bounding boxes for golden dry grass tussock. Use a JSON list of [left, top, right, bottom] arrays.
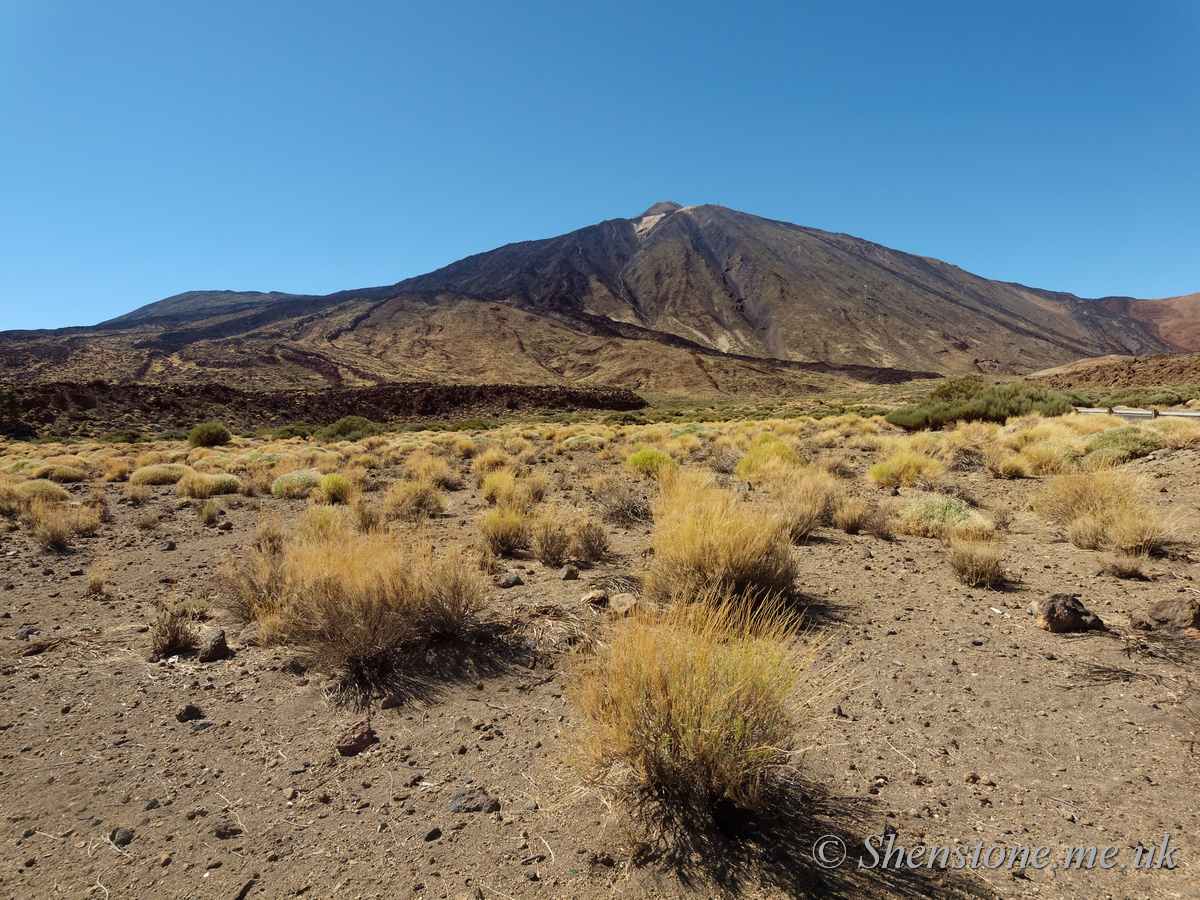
[[868, 449, 941, 488], [472, 446, 512, 484], [149, 600, 200, 659], [645, 470, 796, 603], [404, 450, 462, 490], [947, 536, 1004, 589], [383, 480, 444, 522], [568, 590, 830, 819], [219, 515, 486, 695], [176, 470, 241, 499], [764, 467, 838, 543], [1031, 470, 1176, 555], [477, 505, 531, 557]]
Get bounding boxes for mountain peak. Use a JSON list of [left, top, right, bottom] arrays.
[[635, 201, 682, 219]]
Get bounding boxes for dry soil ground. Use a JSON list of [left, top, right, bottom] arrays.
[[2, 426, 1200, 900]]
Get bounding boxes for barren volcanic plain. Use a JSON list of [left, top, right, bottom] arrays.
[[1, 403, 1200, 900]]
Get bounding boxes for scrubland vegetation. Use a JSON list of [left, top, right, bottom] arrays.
[[2, 388, 1197, 834]]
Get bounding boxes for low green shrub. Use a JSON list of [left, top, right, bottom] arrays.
[[886, 376, 1075, 431], [270, 424, 315, 440], [188, 421, 232, 448], [98, 429, 144, 444], [314, 416, 378, 443], [1072, 385, 1200, 409]]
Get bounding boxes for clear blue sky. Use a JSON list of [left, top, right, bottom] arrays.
[[2, 1, 1198, 331]]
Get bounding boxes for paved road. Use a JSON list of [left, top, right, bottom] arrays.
[[1075, 407, 1200, 422]]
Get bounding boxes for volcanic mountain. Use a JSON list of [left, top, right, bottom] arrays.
[[0, 203, 1187, 397]]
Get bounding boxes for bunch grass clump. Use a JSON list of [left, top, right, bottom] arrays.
[[29, 465, 87, 483], [404, 451, 461, 490], [868, 450, 941, 488], [1145, 417, 1200, 450], [591, 476, 651, 526], [27, 498, 73, 551], [177, 471, 240, 499], [935, 421, 1000, 470], [190, 454, 232, 474], [481, 470, 547, 511], [985, 449, 1028, 479], [270, 468, 322, 499], [947, 536, 1003, 589], [219, 517, 486, 695], [767, 468, 838, 542], [0, 479, 25, 519], [4, 459, 43, 474], [571, 518, 608, 562], [1016, 441, 1076, 475], [1031, 470, 1173, 554], [569, 590, 823, 819], [383, 480, 444, 522], [149, 600, 199, 659], [531, 514, 571, 567], [198, 500, 220, 526], [478, 506, 531, 557], [473, 446, 512, 483], [1099, 553, 1145, 580], [130, 463, 192, 486], [734, 433, 802, 482], [15, 479, 70, 503], [312, 472, 354, 505], [645, 471, 796, 603], [626, 448, 678, 480], [102, 459, 132, 482], [832, 496, 871, 535], [481, 470, 515, 505]]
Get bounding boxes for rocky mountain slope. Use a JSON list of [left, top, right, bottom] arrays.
[[395, 202, 1174, 372]]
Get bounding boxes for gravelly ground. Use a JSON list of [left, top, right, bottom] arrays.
[[2, 436, 1199, 900]]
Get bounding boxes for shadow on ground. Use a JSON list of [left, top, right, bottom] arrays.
[[631, 776, 1003, 900], [306, 619, 530, 710]]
